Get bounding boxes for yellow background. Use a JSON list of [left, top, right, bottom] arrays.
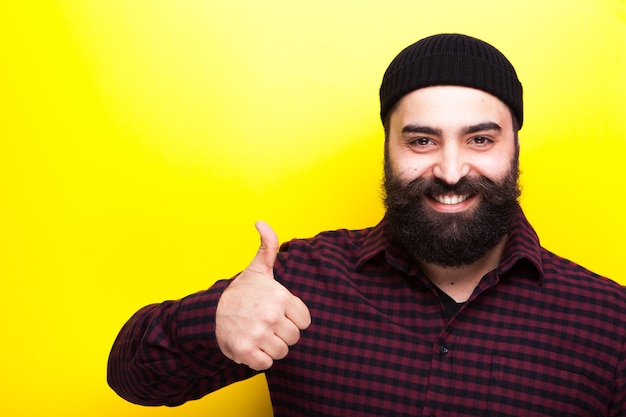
[[1, 1, 625, 416]]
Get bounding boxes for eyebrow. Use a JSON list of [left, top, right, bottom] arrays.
[[401, 122, 502, 136], [462, 122, 502, 135], [401, 124, 442, 136]]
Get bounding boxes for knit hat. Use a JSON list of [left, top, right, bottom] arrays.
[[379, 33, 523, 127]]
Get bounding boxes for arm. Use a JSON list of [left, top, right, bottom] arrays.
[[106, 281, 257, 406], [107, 221, 311, 406]]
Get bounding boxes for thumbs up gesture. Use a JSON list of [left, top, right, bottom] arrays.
[[215, 221, 312, 371]]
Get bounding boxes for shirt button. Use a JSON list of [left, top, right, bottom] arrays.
[[439, 344, 449, 355]]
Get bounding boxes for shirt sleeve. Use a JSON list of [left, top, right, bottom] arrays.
[[610, 336, 626, 417], [106, 278, 258, 406]]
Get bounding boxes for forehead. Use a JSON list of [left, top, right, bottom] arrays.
[[389, 86, 514, 130]]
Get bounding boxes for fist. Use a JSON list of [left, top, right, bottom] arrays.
[[215, 221, 311, 371]]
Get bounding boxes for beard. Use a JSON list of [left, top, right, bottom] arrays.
[[383, 154, 521, 268]]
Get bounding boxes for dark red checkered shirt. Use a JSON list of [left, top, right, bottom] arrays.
[[108, 208, 626, 416]]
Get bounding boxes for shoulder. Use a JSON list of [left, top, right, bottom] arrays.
[[540, 247, 626, 304], [279, 227, 373, 256], [273, 227, 376, 281]]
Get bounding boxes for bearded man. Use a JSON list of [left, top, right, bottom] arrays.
[[108, 34, 626, 417]]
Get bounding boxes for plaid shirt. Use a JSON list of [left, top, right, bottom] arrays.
[[108, 207, 626, 416]]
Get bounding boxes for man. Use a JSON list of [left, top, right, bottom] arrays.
[[108, 34, 626, 416]]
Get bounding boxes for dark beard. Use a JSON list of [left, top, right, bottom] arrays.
[[383, 157, 521, 268]]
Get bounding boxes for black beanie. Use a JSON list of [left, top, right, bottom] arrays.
[[379, 33, 523, 128]]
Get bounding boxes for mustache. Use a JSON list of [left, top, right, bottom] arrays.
[[384, 168, 521, 208]]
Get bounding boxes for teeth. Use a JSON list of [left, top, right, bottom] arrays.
[[433, 194, 469, 205]]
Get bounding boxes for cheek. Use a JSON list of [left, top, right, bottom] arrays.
[[387, 141, 433, 180], [471, 154, 514, 182], [389, 153, 432, 181]]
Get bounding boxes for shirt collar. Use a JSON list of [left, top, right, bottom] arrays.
[[356, 206, 544, 283]]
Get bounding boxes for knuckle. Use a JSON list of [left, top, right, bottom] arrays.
[[250, 355, 273, 371], [287, 330, 301, 346], [259, 309, 283, 325], [248, 325, 271, 343], [275, 344, 289, 360], [274, 287, 293, 303], [232, 342, 254, 361]]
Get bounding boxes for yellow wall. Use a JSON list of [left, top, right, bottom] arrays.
[[1, 1, 624, 416]]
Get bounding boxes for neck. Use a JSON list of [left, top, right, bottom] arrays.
[[417, 237, 508, 303]]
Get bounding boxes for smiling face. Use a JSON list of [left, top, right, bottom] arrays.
[[383, 85, 521, 268]]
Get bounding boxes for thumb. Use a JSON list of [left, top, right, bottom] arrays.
[[248, 220, 279, 274]]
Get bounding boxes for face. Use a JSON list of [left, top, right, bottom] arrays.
[[383, 86, 521, 268]]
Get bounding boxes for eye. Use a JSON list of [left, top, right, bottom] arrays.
[[469, 136, 494, 146], [409, 137, 434, 146]]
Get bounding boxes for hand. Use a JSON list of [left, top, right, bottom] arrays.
[[215, 221, 311, 371]]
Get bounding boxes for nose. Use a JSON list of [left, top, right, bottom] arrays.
[[432, 146, 470, 185]]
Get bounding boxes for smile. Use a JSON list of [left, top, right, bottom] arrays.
[[432, 194, 470, 205]]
